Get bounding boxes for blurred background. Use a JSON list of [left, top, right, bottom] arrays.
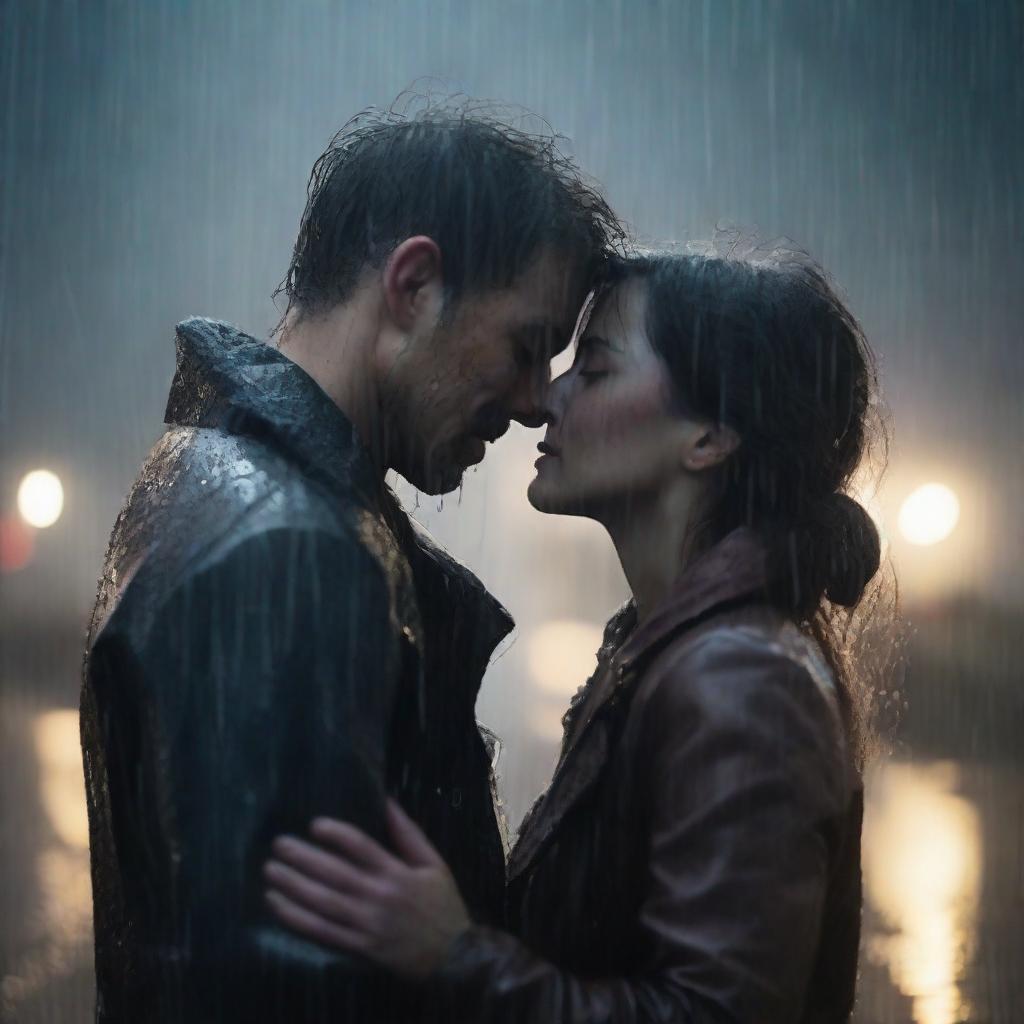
[[1, 2, 1021, 1021]]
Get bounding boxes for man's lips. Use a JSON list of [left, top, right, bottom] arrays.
[[537, 440, 560, 457]]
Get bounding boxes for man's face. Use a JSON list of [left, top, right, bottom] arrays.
[[384, 247, 587, 495]]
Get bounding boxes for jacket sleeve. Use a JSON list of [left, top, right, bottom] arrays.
[[434, 632, 850, 1023], [92, 526, 411, 1021]]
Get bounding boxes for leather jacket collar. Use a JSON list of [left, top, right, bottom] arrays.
[[164, 316, 514, 675], [165, 317, 384, 511], [509, 528, 769, 881], [618, 527, 768, 671]]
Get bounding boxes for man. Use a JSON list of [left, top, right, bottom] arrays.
[[80, 102, 620, 1023]]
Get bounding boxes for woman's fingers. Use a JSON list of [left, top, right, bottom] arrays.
[[309, 817, 399, 873], [265, 889, 368, 954], [386, 798, 443, 868], [270, 835, 376, 895], [263, 858, 372, 929]]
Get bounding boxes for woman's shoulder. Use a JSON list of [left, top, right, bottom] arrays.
[[629, 605, 856, 810], [633, 605, 846, 748]]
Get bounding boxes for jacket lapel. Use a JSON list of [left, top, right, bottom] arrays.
[[508, 529, 769, 882], [506, 662, 623, 881]]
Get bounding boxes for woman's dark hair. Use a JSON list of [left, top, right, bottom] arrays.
[[608, 245, 894, 753], [276, 95, 624, 323]]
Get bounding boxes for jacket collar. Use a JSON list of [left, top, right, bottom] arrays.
[[165, 317, 383, 511], [165, 317, 514, 679], [508, 528, 768, 881], [617, 527, 768, 671], [560, 527, 768, 761]]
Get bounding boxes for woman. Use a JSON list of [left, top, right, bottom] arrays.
[[262, 249, 886, 1022]]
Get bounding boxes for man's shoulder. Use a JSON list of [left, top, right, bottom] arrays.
[[91, 426, 402, 650], [157, 424, 342, 525]]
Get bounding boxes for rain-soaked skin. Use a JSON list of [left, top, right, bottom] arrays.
[[80, 317, 512, 1022]]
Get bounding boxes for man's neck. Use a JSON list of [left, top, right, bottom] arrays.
[[275, 292, 385, 474]]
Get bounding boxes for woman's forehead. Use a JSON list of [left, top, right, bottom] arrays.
[[583, 278, 648, 344]]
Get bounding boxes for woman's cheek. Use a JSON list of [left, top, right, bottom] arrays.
[[573, 381, 667, 449]]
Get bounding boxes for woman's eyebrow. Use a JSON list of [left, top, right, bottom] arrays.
[[578, 333, 624, 354]]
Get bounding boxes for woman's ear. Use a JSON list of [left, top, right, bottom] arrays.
[[681, 421, 741, 472], [382, 236, 444, 331]]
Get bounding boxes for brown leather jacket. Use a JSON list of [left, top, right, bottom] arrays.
[[437, 529, 863, 1023]]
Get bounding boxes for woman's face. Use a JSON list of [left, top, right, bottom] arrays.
[[528, 278, 701, 518]]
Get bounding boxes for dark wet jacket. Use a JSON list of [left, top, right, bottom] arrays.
[[439, 530, 863, 1023], [81, 318, 511, 1023]]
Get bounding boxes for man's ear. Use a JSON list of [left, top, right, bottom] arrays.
[[681, 421, 741, 472], [382, 236, 443, 331]]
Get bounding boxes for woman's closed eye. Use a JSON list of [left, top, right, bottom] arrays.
[[573, 334, 616, 383], [576, 350, 610, 383]]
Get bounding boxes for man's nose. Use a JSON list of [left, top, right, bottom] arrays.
[[508, 363, 553, 428], [510, 404, 549, 429]]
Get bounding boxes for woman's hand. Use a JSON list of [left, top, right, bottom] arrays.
[[263, 799, 471, 980]]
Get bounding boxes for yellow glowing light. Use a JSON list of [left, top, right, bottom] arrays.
[[898, 483, 959, 546], [531, 701, 569, 743], [33, 709, 90, 849], [3, 711, 93, 1015], [863, 761, 981, 1024], [17, 469, 64, 528], [527, 619, 603, 697]]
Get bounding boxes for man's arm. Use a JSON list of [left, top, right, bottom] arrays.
[[96, 526, 410, 1020]]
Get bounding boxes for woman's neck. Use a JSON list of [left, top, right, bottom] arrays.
[[601, 477, 704, 625]]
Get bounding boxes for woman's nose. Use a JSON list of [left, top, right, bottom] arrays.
[[540, 368, 573, 425]]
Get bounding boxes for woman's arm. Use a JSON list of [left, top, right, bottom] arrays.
[[265, 634, 851, 1023]]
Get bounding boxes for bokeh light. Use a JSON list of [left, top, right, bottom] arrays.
[[33, 710, 90, 850], [0, 517, 35, 573], [17, 470, 65, 529], [527, 619, 604, 741], [527, 619, 603, 696], [863, 761, 981, 1024], [898, 483, 960, 546]]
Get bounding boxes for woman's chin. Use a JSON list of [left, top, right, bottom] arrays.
[[527, 476, 582, 516], [525, 476, 550, 511]]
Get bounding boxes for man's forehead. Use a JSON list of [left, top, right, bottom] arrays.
[[524, 271, 606, 353], [514, 318, 572, 357], [516, 244, 591, 298]]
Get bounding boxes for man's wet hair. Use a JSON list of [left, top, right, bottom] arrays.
[[277, 95, 625, 321]]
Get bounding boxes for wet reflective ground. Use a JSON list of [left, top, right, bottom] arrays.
[[1, 616, 1020, 1023], [859, 759, 1022, 1023]]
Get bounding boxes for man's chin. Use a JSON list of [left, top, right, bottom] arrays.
[[403, 461, 466, 497]]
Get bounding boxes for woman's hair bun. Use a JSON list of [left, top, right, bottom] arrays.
[[816, 492, 882, 607]]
